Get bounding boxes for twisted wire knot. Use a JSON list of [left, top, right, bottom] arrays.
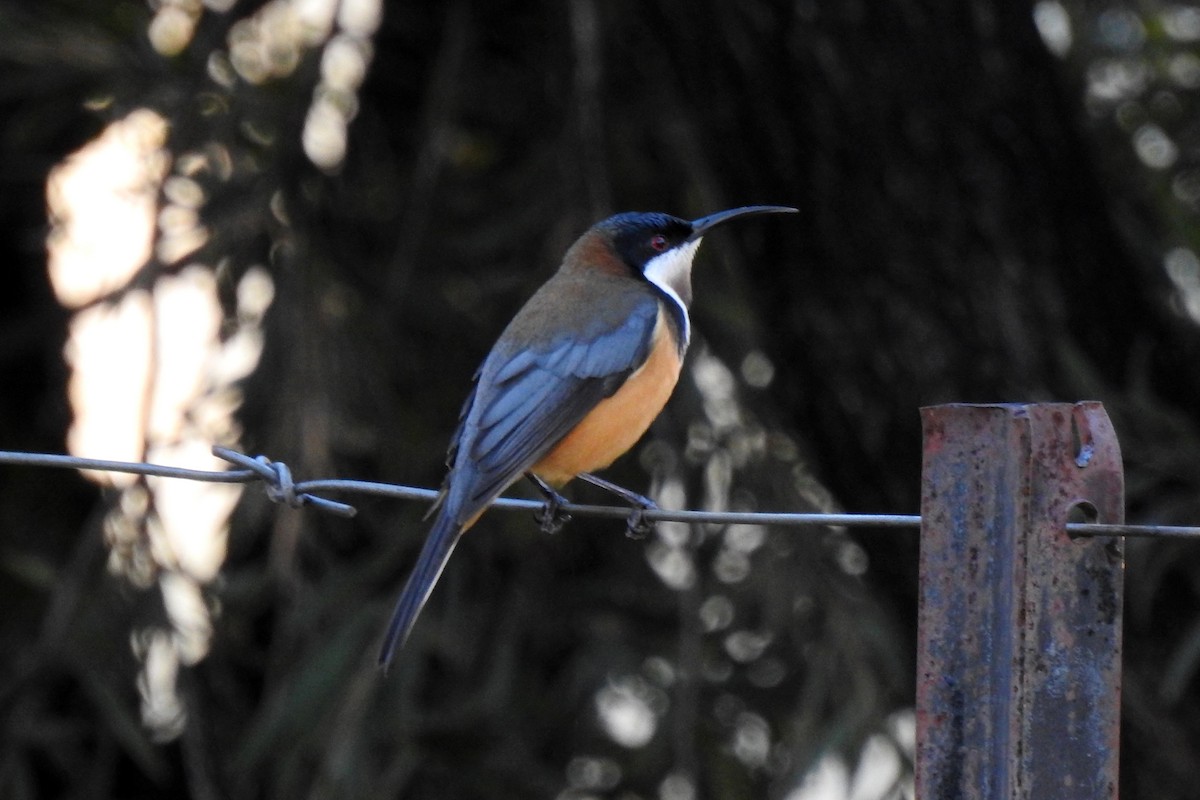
[[212, 447, 356, 518]]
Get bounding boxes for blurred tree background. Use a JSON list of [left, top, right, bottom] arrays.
[[2, 0, 1200, 798]]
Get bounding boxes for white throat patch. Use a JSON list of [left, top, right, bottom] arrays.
[[643, 239, 699, 346]]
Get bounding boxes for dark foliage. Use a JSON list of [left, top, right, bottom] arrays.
[[1, 1, 1198, 798]]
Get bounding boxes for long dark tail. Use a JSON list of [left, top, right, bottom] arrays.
[[378, 508, 463, 669]]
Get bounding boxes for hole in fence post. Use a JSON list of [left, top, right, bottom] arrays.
[[1067, 500, 1099, 539]]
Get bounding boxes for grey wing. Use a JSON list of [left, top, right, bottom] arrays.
[[445, 297, 660, 519]]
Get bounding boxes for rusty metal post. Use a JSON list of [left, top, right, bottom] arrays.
[[916, 403, 1124, 799]]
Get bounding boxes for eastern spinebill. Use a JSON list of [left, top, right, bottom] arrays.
[[379, 205, 797, 668]]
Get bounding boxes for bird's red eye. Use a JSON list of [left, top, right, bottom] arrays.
[[650, 234, 668, 251]]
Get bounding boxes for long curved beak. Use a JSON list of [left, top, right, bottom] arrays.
[[687, 205, 798, 242]]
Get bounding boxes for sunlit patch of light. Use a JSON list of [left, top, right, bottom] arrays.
[[1132, 123, 1179, 169], [731, 711, 771, 768], [149, 0, 203, 57], [1165, 247, 1200, 323], [46, 109, 168, 309], [834, 539, 870, 576], [157, 180, 209, 264], [229, 1, 308, 83], [304, 0, 381, 170], [197, 0, 381, 169], [45, 106, 273, 740], [643, 655, 676, 686], [659, 772, 696, 800], [1033, 1, 1072, 58], [713, 546, 751, 583], [108, 484, 155, 586], [724, 630, 771, 664], [655, 478, 689, 549], [647, 540, 697, 590], [783, 710, 916, 800], [562, 756, 622, 795], [1167, 53, 1200, 89], [595, 675, 667, 748], [746, 656, 787, 688], [1162, 6, 1200, 42], [1085, 58, 1152, 104], [726, 523, 766, 553], [1097, 8, 1146, 52], [786, 756, 849, 800], [646, 475, 695, 590], [887, 709, 917, 758], [740, 349, 776, 388], [133, 628, 186, 741], [713, 520, 767, 585], [692, 352, 740, 431], [64, 295, 155, 475], [699, 594, 735, 632], [157, 570, 213, 664]]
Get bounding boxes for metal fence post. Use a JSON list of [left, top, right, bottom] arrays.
[[916, 403, 1125, 799]]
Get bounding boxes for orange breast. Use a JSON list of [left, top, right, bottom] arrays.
[[531, 306, 682, 486]]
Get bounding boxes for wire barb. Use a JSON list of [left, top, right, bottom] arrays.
[[211, 447, 357, 517]]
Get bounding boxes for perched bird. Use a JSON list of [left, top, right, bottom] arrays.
[[379, 205, 797, 668]]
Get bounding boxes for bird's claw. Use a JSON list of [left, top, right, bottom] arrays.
[[534, 494, 572, 535], [621, 495, 658, 539], [527, 472, 573, 534]]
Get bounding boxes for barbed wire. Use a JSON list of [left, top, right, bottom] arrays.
[[1, 447, 1198, 539]]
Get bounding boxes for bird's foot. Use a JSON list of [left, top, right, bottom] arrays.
[[623, 506, 655, 540], [577, 472, 658, 539], [534, 494, 572, 535], [526, 473, 573, 535]]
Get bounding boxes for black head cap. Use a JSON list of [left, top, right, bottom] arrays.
[[596, 212, 693, 273], [595, 206, 798, 272]]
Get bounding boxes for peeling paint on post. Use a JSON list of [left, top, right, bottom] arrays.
[[916, 403, 1124, 799]]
